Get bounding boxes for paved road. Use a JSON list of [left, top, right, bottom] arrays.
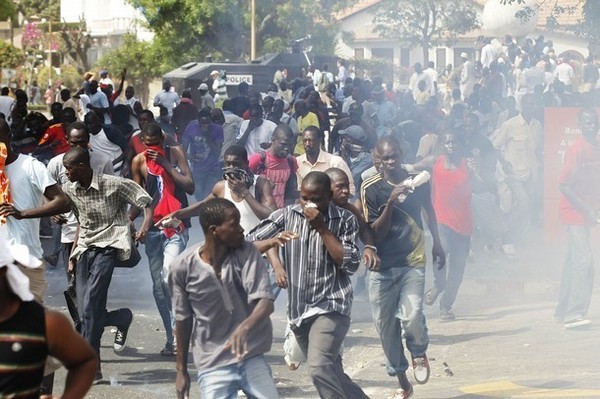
[[43, 226, 600, 398]]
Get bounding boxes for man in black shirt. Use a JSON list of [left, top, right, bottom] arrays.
[[361, 136, 445, 398]]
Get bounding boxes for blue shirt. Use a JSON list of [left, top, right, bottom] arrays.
[[180, 121, 224, 173]]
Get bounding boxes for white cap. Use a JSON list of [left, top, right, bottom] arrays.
[[460, 52, 468, 59], [198, 83, 209, 90], [210, 70, 219, 76]]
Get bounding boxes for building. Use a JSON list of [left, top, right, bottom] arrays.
[[60, 0, 153, 66], [335, 0, 588, 84]]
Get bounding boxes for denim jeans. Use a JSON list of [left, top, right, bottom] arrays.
[[555, 225, 595, 321], [291, 313, 368, 399], [76, 248, 132, 359], [197, 355, 279, 399], [434, 224, 471, 311], [369, 266, 429, 375], [193, 170, 221, 201], [145, 229, 188, 346]]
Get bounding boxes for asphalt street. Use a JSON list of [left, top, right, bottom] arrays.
[[42, 224, 600, 399]]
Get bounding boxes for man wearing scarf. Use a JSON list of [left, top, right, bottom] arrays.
[[131, 122, 195, 356]]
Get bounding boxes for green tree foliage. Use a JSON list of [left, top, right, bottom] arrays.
[[0, 41, 24, 68], [129, 0, 355, 71], [372, 0, 480, 63], [0, 0, 16, 21], [96, 33, 162, 105], [14, 0, 60, 22]]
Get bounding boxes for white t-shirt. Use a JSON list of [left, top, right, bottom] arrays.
[[89, 128, 123, 171], [0, 154, 56, 258], [237, 119, 277, 157]]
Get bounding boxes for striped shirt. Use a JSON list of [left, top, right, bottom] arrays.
[[247, 203, 360, 326], [63, 172, 152, 261]]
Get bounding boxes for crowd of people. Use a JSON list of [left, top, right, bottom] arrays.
[[0, 31, 598, 399]]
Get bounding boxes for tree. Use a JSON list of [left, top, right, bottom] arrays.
[[57, 18, 92, 74], [128, 0, 356, 71], [0, 41, 24, 68], [0, 0, 16, 21], [372, 0, 480, 63], [96, 33, 162, 106], [14, 0, 60, 23]]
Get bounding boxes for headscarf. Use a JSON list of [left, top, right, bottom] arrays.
[[0, 238, 42, 301]]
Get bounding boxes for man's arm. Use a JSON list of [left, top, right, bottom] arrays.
[[236, 121, 254, 146], [175, 318, 192, 399], [145, 146, 195, 195], [369, 184, 409, 241], [227, 176, 275, 220], [45, 310, 97, 399], [0, 184, 70, 219], [225, 298, 274, 360]]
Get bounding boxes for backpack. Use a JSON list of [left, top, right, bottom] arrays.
[[256, 151, 299, 204]]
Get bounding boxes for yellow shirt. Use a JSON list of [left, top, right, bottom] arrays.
[[294, 112, 320, 155]]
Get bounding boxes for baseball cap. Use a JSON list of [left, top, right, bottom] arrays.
[[198, 83, 209, 90], [210, 70, 219, 76], [460, 52, 468, 59], [339, 125, 366, 142]]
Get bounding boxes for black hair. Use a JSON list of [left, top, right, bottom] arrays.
[[66, 121, 89, 138], [324, 167, 348, 182], [198, 198, 237, 234], [142, 122, 163, 138], [272, 123, 294, 140], [224, 144, 248, 160], [302, 171, 331, 192], [63, 146, 90, 166]]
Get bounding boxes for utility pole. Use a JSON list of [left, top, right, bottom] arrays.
[[250, 0, 256, 61]]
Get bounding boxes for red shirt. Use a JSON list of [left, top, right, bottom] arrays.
[[432, 156, 473, 236], [559, 137, 600, 225], [248, 151, 298, 208], [38, 123, 70, 156]]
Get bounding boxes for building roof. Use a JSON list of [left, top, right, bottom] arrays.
[[338, 0, 584, 29]]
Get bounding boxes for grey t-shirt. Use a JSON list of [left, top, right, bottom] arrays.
[[169, 241, 274, 372]]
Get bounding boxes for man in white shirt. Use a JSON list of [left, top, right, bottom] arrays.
[[554, 58, 575, 91], [460, 53, 475, 100], [0, 87, 15, 125], [408, 63, 432, 101], [480, 38, 496, 69], [153, 80, 180, 122], [0, 119, 70, 302], [237, 104, 277, 156], [114, 86, 142, 130], [423, 62, 439, 96]]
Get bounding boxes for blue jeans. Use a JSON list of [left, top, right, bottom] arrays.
[[193, 170, 221, 201], [434, 224, 470, 311], [76, 248, 132, 360], [197, 355, 279, 399], [369, 266, 429, 375], [555, 225, 595, 321], [145, 229, 188, 346]]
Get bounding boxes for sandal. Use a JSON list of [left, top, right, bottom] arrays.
[[160, 343, 177, 356], [424, 287, 439, 306]]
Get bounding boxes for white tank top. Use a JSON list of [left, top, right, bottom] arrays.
[[90, 128, 123, 171], [223, 178, 261, 233]]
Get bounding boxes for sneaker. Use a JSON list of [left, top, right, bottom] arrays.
[[424, 287, 439, 306], [440, 309, 455, 321], [564, 318, 592, 329], [501, 244, 517, 258], [412, 354, 430, 384], [114, 309, 133, 352]]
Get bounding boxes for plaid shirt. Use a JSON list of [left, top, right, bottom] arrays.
[[247, 203, 360, 326], [63, 172, 152, 261]]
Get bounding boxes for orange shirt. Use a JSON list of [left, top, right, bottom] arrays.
[[38, 123, 70, 156]]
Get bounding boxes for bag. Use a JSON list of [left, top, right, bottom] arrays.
[[115, 225, 142, 268]]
